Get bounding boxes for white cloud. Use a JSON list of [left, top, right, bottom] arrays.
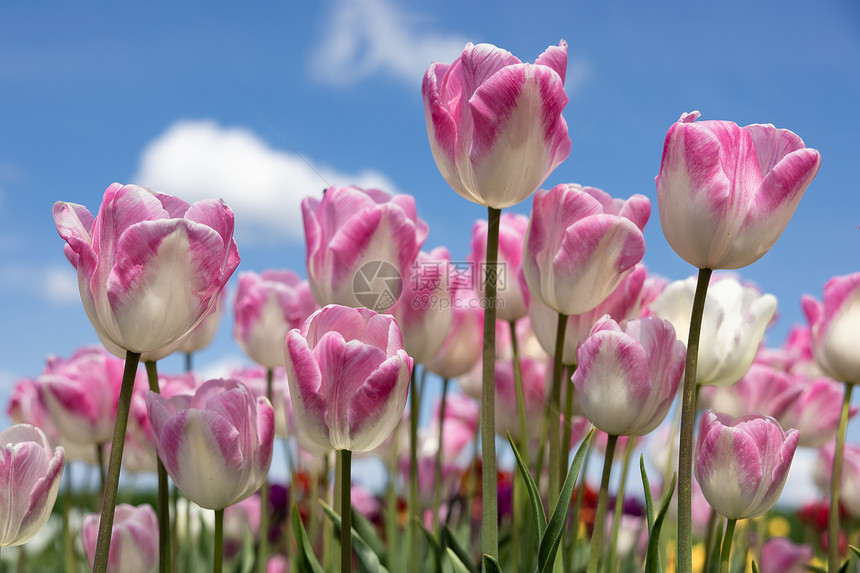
[[309, 0, 468, 87], [41, 266, 80, 304], [133, 119, 399, 243], [0, 263, 79, 305]]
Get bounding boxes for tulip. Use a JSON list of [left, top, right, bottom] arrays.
[[528, 264, 647, 364], [146, 378, 275, 510], [650, 275, 777, 386], [81, 504, 158, 573], [175, 287, 226, 355], [759, 537, 812, 573], [425, 283, 483, 379], [0, 424, 64, 548], [284, 305, 413, 453], [573, 316, 685, 437], [37, 346, 127, 447], [814, 441, 860, 518], [233, 365, 293, 438], [222, 495, 262, 560], [656, 110, 820, 270], [471, 213, 529, 321], [234, 270, 319, 369], [522, 184, 649, 317], [390, 247, 453, 364], [803, 272, 860, 384], [493, 355, 549, 443], [698, 363, 801, 421], [779, 376, 854, 448], [302, 185, 428, 310], [695, 410, 798, 520], [53, 182, 239, 354], [422, 41, 570, 209]]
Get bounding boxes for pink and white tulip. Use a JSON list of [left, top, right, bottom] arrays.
[[650, 275, 777, 386], [425, 282, 483, 379], [302, 186, 428, 310], [656, 111, 820, 269], [390, 247, 453, 364], [802, 272, 860, 384], [779, 376, 854, 448], [146, 378, 275, 510], [81, 503, 158, 573], [695, 410, 798, 519], [471, 213, 529, 321], [284, 305, 413, 452], [234, 270, 319, 369], [759, 537, 812, 573], [698, 363, 801, 421], [53, 183, 240, 354], [422, 41, 571, 209], [0, 424, 65, 547], [572, 316, 685, 436], [522, 184, 649, 316], [814, 441, 860, 518]]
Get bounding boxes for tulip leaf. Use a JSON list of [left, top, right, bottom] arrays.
[[751, 560, 759, 573], [482, 554, 503, 573], [640, 455, 655, 530], [319, 499, 390, 573], [507, 431, 547, 540], [414, 518, 445, 573], [645, 472, 676, 573], [850, 545, 860, 558], [239, 525, 255, 573], [292, 504, 326, 573], [537, 428, 594, 573], [351, 506, 387, 563], [442, 525, 478, 573], [446, 547, 473, 573]]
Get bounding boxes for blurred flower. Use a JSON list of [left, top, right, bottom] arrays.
[[53, 182, 239, 353], [0, 424, 64, 547], [471, 213, 529, 321], [302, 185, 427, 310], [573, 316, 685, 436], [285, 305, 413, 452], [698, 363, 801, 420], [759, 537, 812, 573], [425, 282, 483, 379], [814, 440, 860, 518], [650, 275, 777, 386], [223, 495, 262, 560], [232, 365, 293, 438], [695, 410, 798, 519], [422, 41, 570, 209], [234, 270, 318, 369], [81, 503, 158, 573], [656, 110, 820, 269], [522, 184, 649, 316], [803, 272, 860, 383], [779, 375, 855, 448], [146, 378, 275, 510]]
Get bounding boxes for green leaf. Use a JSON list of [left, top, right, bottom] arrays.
[[640, 455, 655, 531], [351, 506, 387, 563], [507, 431, 547, 540], [319, 499, 390, 573], [239, 524, 255, 573], [292, 504, 326, 573], [850, 545, 860, 558], [442, 525, 478, 573], [415, 517, 444, 573], [751, 560, 759, 573], [538, 429, 594, 573], [645, 472, 676, 573], [446, 547, 473, 573], [482, 554, 503, 573]]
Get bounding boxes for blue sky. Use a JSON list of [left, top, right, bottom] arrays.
[[1, 1, 859, 501]]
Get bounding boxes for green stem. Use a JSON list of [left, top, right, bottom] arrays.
[[96, 443, 106, 510], [408, 368, 420, 568], [333, 450, 342, 567], [63, 463, 75, 573], [481, 205, 502, 563], [433, 377, 451, 534], [340, 450, 352, 573], [184, 351, 192, 373], [257, 368, 274, 573], [384, 426, 400, 571], [719, 518, 737, 573], [587, 434, 618, 573], [171, 484, 179, 573], [509, 320, 530, 463], [322, 454, 332, 571], [145, 360, 171, 573], [702, 508, 719, 573], [548, 311, 568, 508], [560, 364, 576, 492], [828, 382, 854, 572], [214, 508, 224, 573], [92, 350, 142, 573], [677, 267, 712, 573], [607, 435, 635, 573]]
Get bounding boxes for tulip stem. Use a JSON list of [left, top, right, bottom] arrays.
[[63, 463, 75, 573], [677, 267, 712, 573], [340, 449, 352, 573], [214, 508, 224, 573], [145, 360, 172, 573], [587, 434, 617, 573], [408, 368, 420, 569], [607, 436, 636, 573], [509, 320, 530, 464], [433, 377, 450, 534], [481, 206, 502, 564], [560, 364, 576, 494], [548, 311, 568, 509], [828, 382, 854, 573], [92, 350, 142, 573], [719, 518, 736, 573], [257, 368, 274, 573], [96, 443, 106, 509]]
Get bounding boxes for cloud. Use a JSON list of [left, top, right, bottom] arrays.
[[42, 266, 80, 304], [309, 0, 468, 87], [0, 263, 79, 305], [133, 119, 399, 243]]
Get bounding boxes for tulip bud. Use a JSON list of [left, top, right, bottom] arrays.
[[81, 504, 158, 573]]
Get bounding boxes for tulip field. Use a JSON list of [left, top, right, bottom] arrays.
[[3, 5, 860, 573]]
